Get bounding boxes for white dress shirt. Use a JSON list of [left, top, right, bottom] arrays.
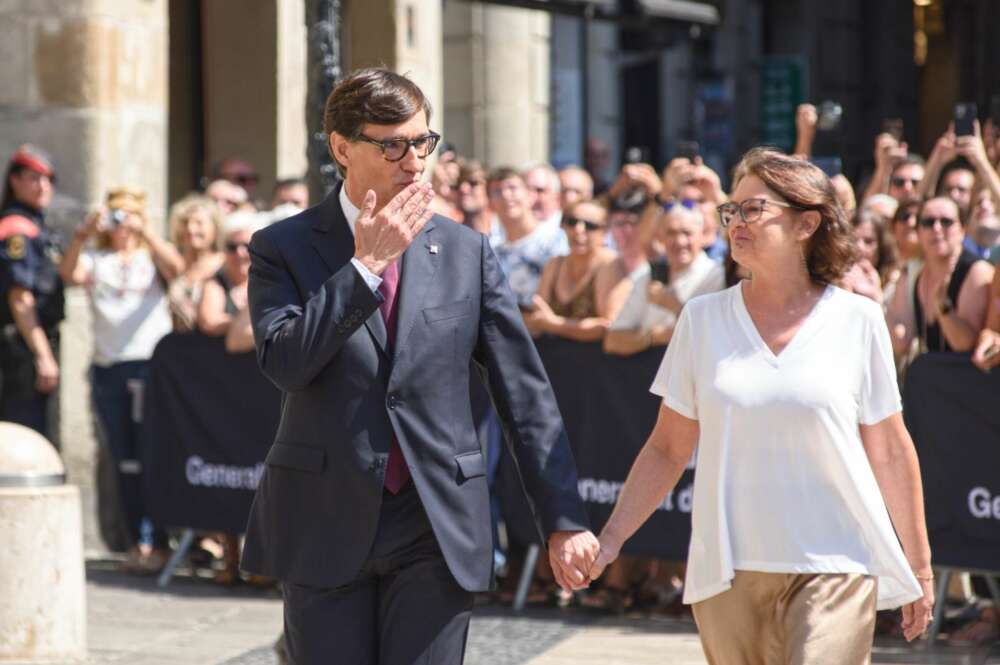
[[340, 185, 384, 293]]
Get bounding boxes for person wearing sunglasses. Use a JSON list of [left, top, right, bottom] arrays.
[[588, 148, 935, 662], [886, 196, 993, 357], [605, 199, 724, 356], [526, 200, 615, 341], [198, 211, 263, 354], [59, 186, 182, 574]]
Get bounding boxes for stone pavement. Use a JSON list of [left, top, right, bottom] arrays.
[[51, 561, 999, 665]]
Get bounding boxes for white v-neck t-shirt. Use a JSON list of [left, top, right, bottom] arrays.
[[650, 282, 922, 611]]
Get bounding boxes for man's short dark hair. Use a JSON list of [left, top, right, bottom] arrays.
[[486, 167, 524, 189], [273, 177, 306, 194], [324, 68, 433, 176]]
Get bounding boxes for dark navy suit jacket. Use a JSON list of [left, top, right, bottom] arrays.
[[240, 185, 589, 592]]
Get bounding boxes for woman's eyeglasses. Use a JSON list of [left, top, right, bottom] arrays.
[[716, 198, 805, 228], [354, 132, 441, 162], [918, 216, 957, 229], [893, 210, 919, 226], [225, 240, 250, 253], [562, 216, 605, 232]]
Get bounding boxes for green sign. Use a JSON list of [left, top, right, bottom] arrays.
[[760, 56, 808, 152]]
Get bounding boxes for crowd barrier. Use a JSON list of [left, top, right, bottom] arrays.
[[142, 335, 1000, 573]]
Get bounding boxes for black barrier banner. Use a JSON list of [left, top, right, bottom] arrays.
[[498, 338, 694, 560], [902, 353, 1000, 570], [144, 333, 280, 533]]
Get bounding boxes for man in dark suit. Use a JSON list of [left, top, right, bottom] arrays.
[[241, 68, 599, 664]]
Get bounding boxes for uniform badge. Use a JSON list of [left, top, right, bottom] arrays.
[[6, 235, 26, 260]]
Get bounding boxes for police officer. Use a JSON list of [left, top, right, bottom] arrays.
[[0, 145, 64, 438]]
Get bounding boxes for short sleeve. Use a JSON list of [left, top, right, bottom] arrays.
[[650, 303, 698, 419], [859, 305, 903, 425], [0, 235, 39, 290], [79, 251, 96, 274]]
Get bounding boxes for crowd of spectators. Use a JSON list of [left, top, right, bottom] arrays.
[[3, 95, 1000, 643], [0, 149, 307, 578]]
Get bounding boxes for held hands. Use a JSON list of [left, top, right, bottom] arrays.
[[548, 530, 601, 592], [354, 183, 434, 275]]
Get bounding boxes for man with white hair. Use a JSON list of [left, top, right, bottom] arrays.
[[523, 163, 562, 228], [605, 201, 725, 354], [861, 193, 899, 223]]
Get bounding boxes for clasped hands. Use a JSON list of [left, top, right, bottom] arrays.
[[547, 530, 622, 592]]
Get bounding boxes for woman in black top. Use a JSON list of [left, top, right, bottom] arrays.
[[887, 196, 993, 357]]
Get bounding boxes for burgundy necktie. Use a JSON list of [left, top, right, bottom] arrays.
[[378, 260, 410, 493]]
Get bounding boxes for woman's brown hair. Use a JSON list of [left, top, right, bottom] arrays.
[[733, 147, 858, 284]]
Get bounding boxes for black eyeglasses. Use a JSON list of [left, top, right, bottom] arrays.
[[918, 216, 957, 229], [661, 198, 701, 212], [891, 176, 921, 189], [354, 131, 441, 162], [893, 210, 918, 225], [716, 198, 805, 228], [225, 240, 250, 253], [562, 216, 605, 232]]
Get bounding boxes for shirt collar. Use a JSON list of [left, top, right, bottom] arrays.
[[339, 184, 361, 236]]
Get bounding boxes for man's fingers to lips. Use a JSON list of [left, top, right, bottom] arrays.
[[390, 183, 421, 213]]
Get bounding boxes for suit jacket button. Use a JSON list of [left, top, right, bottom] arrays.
[[387, 395, 398, 409]]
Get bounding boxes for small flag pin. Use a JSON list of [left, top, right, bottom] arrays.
[[429, 244, 440, 254]]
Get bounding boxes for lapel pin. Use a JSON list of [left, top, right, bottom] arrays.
[[429, 243, 440, 254]]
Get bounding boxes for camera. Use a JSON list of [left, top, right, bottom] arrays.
[[108, 209, 129, 226]]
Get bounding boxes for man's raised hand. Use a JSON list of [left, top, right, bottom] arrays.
[[354, 182, 435, 275]]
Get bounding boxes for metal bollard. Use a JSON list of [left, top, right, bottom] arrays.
[[0, 422, 86, 662]]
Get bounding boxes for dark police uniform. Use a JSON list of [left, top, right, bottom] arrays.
[[0, 201, 64, 436]]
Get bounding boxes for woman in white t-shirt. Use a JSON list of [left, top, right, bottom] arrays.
[[61, 187, 183, 574], [587, 148, 934, 664]]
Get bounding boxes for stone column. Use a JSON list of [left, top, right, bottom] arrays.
[[0, 0, 169, 553], [343, 0, 443, 149], [200, 0, 309, 199], [442, 2, 550, 167]]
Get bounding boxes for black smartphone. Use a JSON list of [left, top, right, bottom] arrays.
[[810, 156, 843, 178], [954, 102, 978, 137], [991, 94, 1000, 128], [649, 260, 670, 285], [675, 140, 700, 162], [881, 117, 904, 142]]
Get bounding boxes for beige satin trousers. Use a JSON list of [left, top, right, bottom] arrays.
[[692, 571, 877, 665]]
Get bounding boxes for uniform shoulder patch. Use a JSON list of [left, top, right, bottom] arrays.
[[0, 215, 40, 240], [6, 235, 26, 259]]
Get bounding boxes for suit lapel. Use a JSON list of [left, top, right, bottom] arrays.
[[310, 183, 389, 357], [393, 219, 439, 362]]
